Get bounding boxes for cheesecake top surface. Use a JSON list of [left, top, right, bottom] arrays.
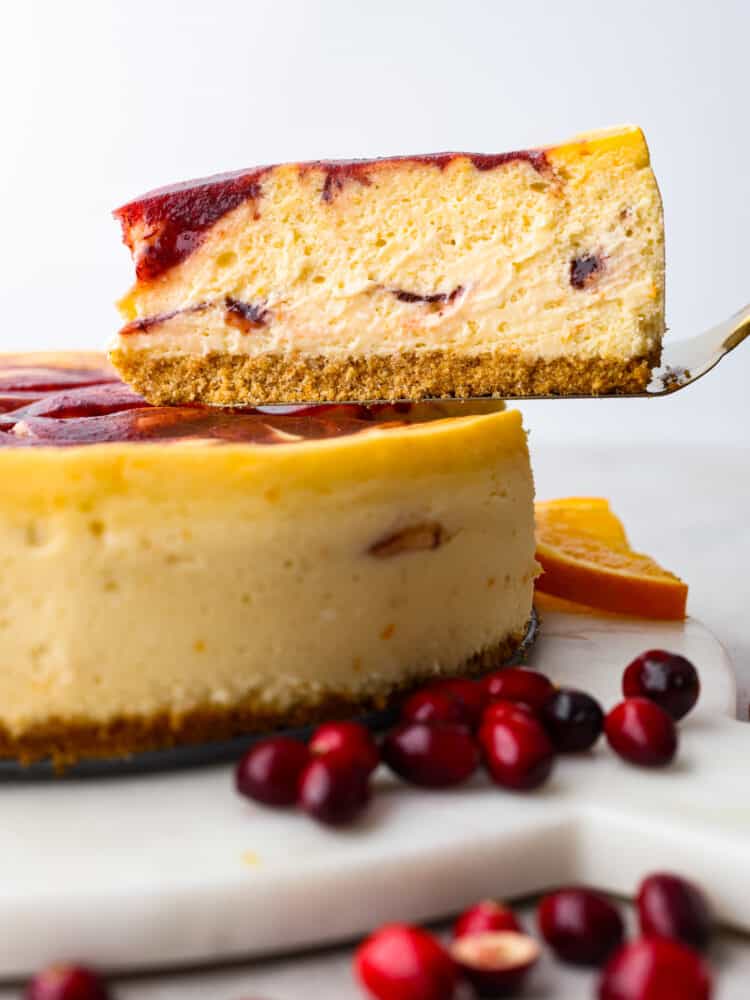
[[114, 126, 647, 283], [115, 149, 549, 282], [0, 353, 504, 449]]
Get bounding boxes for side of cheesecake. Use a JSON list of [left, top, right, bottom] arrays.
[[0, 355, 537, 765], [111, 125, 665, 405]]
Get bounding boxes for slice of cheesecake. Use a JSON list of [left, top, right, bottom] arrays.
[[0, 354, 536, 766], [112, 125, 664, 405]]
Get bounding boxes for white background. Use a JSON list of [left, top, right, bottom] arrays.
[[1, 0, 748, 446]]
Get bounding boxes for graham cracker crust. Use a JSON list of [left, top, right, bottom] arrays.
[[0, 627, 528, 769], [111, 347, 661, 406]]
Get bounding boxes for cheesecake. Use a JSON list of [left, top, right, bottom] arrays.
[[112, 125, 664, 406], [0, 353, 537, 765]]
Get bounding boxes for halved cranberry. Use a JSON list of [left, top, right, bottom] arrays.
[[309, 721, 380, 775], [599, 937, 712, 1000], [453, 899, 522, 939], [401, 689, 474, 728], [234, 736, 309, 807], [382, 723, 479, 788], [637, 873, 712, 951], [480, 715, 555, 791], [298, 752, 371, 826], [426, 678, 486, 728], [623, 650, 700, 720], [24, 964, 109, 1000], [538, 888, 624, 965], [483, 668, 555, 710], [605, 698, 678, 767], [451, 931, 539, 996], [542, 688, 604, 752], [355, 923, 457, 1000]]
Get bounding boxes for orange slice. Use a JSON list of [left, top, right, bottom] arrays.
[[535, 497, 688, 620]]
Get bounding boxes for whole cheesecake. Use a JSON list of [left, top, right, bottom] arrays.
[[0, 354, 537, 765], [111, 125, 665, 405]]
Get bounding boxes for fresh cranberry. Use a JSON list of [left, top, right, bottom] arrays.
[[355, 923, 457, 1000], [480, 715, 555, 790], [538, 888, 624, 965], [451, 931, 539, 997], [481, 700, 538, 728], [599, 937, 712, 1000], [24, 965, 109, 1000], [478, 702, 540, 757], [637, 873, 712, 951], [605, 698, 678, 767], [401, 689, 473, 729], [309, 721, 380, 775], [298, 752, 371, 825], [483, 668, 555, 710], [623, 650, 700, 720], [235, 737, 309, 806], [542, 688, 604, 752], [382, 722, 479, 787], [453, 899, 522, 938], [426, 678, 486, 728]]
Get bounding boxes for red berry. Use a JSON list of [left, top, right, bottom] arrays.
[[309, 721, 380, 775], [637, 873, 712, 951], [24, 965, 109, 1000], [298, 752, 371, 826], [401, 689, 473, 728], [623, 650, 700, 720], [382, 722, 479, 787], [483, 668, 555, 710], [355, 923, 457, 1000], [538, 888, 624, 965], [426, 678, 486, 728], [235, 736, 309, 806], [480, 715, 555, 790], [605, 698, 678, 767], [451, 931, 539, 997], [541, 688, 604, 752], [481, 700, 538, 729], [453, 899, 522, 939], [598, 937, 712, 1000]]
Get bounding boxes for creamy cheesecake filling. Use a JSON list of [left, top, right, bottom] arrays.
[[116, 223, 659, 363], [112, 127, 665, 404]]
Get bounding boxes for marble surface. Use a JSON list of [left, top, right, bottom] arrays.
[[2, 441, 749, 999]]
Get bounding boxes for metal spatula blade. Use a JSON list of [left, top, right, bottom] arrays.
[[644, 301, 750, 397]]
